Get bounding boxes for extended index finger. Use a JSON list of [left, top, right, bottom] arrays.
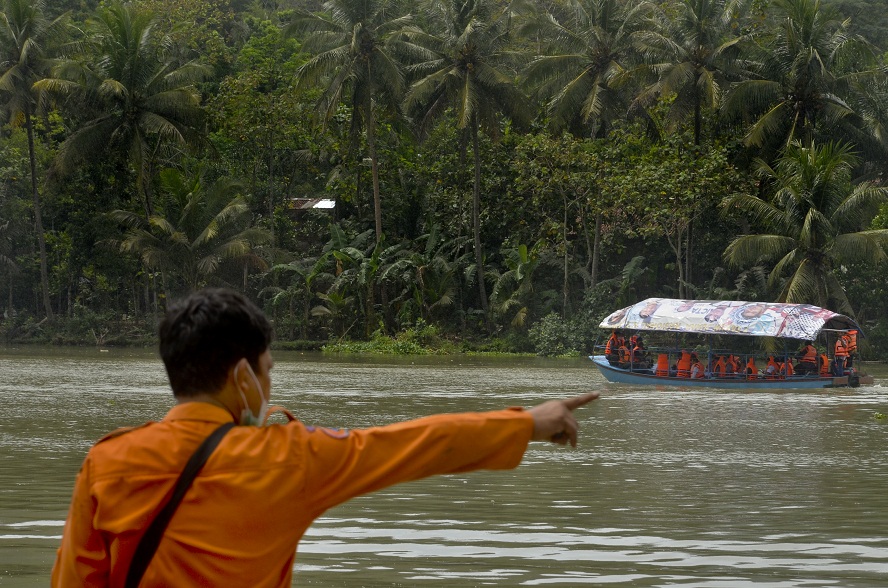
[[563, 392, 600, 411]]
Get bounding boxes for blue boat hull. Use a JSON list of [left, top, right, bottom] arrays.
[[589, 355, 860, 389]]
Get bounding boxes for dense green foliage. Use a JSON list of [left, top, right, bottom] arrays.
[[3, 0, 888, 358]]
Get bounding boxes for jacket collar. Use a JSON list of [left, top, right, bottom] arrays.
[[164, 401, 235, 424]]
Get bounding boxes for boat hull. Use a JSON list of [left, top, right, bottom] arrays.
[[589, 355, 871, 389]]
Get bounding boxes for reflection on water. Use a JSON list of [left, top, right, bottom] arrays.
[[2, 348, 888, 586]]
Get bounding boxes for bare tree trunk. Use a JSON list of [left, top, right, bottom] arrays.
[[670, 230, 685, 299], [25, 110, 53, 319], [591, 213, 602, 288]]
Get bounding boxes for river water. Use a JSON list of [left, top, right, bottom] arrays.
[[2, 347, 888, 587]]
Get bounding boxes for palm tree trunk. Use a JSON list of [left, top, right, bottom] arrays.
[[694, 91, 701, 146], [562, 190, 570, 317], [365, 83, 383, 244], [25, 110, 53, 319], [136, 146, 153, 219], [471, 118, 491, 331]]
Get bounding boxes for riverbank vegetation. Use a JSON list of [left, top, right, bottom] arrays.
[[3, 0, 888, 357]]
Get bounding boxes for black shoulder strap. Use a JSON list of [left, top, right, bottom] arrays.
[[125, 422, 235, 588]]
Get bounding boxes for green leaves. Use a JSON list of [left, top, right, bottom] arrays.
[[722, 140, 888, 313]]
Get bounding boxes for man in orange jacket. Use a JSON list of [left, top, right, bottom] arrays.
[[51, 289, 598, 587]]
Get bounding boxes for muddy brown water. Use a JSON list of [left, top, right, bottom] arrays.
[[2, 348, 887, 587]]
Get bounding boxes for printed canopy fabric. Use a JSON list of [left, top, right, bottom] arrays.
[[599, 298, 860, 339]]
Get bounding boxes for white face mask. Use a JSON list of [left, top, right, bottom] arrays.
[[235, 362, 268, 427]]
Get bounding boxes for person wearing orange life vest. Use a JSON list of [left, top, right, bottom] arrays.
[[795, 341, 818, 375], [51, 289, 599, 588], [676, 350, 692, 377], [746, 356, 758, 379], [617, 341, 631, 369], [844, 330, 858, 369], [834, 335, 849, 376], [605, 330, 622, 365], [712, 356, 727, 377], [765, 356, 779, 379], [630, 335, 649, 368], [819, 353, 830, 377], [725, 355, 740, 377]]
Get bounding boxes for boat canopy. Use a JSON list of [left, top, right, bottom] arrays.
[[599, 298, 862, 340]]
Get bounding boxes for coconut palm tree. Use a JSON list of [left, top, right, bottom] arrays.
[[403, 0, 532, 328], [634, 0, 748, 145], [723, 0, 878, 154], [287, 0, 416, 244], [109, 168, 270, 297], [36, 0, 208, 218], [723, 141, 888, 314], [518, 0, 652, 137], [0, 0, 67, 318]]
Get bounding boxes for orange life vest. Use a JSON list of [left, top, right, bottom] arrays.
[[726, 356, 739, 374], [819, 354, 830, 376], [799, 344, 817, 364], [676, 351, 692, 377], [618, 345, 630, 363], [846, 330, 858, 354], [712, 356, 726, 377], [746, 357, 757, 379], [835, 337, 848, 359], [605, 333, 619, 355]]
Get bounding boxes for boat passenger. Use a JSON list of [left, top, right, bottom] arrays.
[[605, 330, 623, 365], [630, 341, 648, 368], [795, 342, 818, 375], [712, 356, 726, 377], [844, 331, 858, 368], [690, 355, 705, 378], [765, 356, 779, 379], [655, 354, 670, 377], [782, 359, 794, 377], [746, 357, 758, 379], [819, 353, 830, 377], [676, 350, 692, 377], [726, 355, 740, 376], [617, 342, 631, 369], [834, 336, 849, 376]]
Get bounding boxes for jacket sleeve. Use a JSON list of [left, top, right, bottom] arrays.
[[299, 408, 534, 516], [51, 455, 110, 587]]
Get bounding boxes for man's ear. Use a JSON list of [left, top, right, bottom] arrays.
[[232, 358, 251, 390]]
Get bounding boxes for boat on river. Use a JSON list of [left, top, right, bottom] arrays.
[[591, 298, 874, 389]]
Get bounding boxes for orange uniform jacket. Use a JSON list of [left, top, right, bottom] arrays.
[[51, 402, 534, 587]]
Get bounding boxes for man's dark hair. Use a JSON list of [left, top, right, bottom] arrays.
[[159, 288, 273, 397]]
